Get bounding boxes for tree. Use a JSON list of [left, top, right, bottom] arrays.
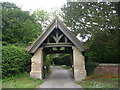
[[33, 8, 63, 29], [61, 2, 120, 63], [112, 2, 120, 16], [2, 2, 42, 45], [33, 9, 51, 29], [61, 2, 119, 38], [50, 8, 63, 20]]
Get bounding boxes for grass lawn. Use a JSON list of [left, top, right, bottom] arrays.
[[2, 72, 44, 88], [76, 74, 119, 88]]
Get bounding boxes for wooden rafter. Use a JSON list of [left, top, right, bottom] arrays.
[[26, 18, 86, 53], [42, 43, 73, 47], [65, 37, 68, 43], [52, 33, 64, 43]]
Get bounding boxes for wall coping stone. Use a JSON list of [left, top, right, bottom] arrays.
[[99, 63, 120, 66]]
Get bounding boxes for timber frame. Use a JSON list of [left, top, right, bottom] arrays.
[[26, 18, 85, 53], [26, 18, 87, 81]]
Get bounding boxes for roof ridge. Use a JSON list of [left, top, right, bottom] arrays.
[[26, 18, 86, 53]]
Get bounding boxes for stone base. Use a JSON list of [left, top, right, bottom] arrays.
[[74, 70, 86, 81], [30, 71, 42, 79]]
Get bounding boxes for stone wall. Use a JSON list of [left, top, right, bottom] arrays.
[[94, 64, 120, 75]]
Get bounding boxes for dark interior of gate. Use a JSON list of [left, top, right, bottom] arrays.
[[41, 27, 74, 78]]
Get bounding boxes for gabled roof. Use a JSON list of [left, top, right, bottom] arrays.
[[26, 18, 86, 53]]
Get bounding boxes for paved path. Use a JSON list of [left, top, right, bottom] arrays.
[[39, 66, 82, 88]]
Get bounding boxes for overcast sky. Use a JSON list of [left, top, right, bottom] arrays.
[[1, 0, 67, 12], [1, 0, 89, 41]]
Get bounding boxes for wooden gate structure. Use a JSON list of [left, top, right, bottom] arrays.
[[26, 18, 87, 81]]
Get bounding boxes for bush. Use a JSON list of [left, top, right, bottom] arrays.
[[44, 56, 51, 77], [53, 55, 72, 66], [53, 57, 63, 65], [2, 45, 32, 78], [62, 55, 72, 66], [85, 61, 99, 76]]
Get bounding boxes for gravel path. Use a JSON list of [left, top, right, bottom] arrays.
[[39, 66, 82, 88]]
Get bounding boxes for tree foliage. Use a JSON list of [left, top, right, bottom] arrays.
[[33, 8, 63, 29], [61, 2, 119, 36], [2, 2, 42, 45], [33, 9, 50, 28], [61, 2, 120, 63]]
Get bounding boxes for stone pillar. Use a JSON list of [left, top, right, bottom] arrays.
[[30, 48, 43, 79], [72, 46, 86, 81]]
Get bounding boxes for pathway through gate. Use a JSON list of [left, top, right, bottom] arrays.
[[26, 18, 87, 81], [39, 66, 82, 88]]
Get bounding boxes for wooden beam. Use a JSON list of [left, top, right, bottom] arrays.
[[52, 35, 57, 43], [47, 38, 50, 43], [42, 43, 73, 47], [44, 50, 73, 54], [65, 37, 68, 43], [52, 33, 64, 43], [57, 34, 63, 43]]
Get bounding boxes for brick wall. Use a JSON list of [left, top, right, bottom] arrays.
[[94, 64, 120, 75]]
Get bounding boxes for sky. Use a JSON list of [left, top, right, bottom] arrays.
[[1, 0, 67, 12], [1, 0, 89, 41]]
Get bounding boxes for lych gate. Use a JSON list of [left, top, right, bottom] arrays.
[[26, 18, 87, 81]]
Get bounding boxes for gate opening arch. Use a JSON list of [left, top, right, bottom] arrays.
[[26, 18, 87, 81]]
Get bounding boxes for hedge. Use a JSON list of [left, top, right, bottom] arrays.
[[2, 45, 32, 78], [53, 55, 72, 66], [85, 61, 99, 76]]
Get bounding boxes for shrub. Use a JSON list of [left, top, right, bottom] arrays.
[[85, 61, 99, 76], [2, 45, 32, 78], [53, 55, 72, 66], [44, 55, 51, 77], [53, 57, 63, 65], [62, 55, 72, 66]]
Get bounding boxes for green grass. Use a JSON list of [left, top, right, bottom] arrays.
[[2, 72, 44, 88], [76, 74, 119, 88], [59, 65, 72, 71]]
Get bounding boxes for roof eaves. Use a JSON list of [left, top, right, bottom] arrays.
[[57, 19, 86, 51], [26, 19, 56, 53]]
